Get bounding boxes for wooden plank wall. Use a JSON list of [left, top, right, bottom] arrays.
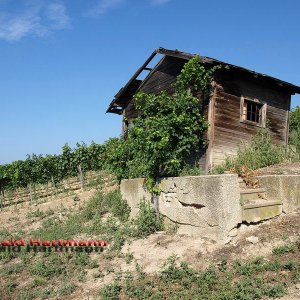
[[210, 73, 291, 167], [122, 58, 292, 171]]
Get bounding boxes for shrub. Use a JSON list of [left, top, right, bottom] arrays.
[[159, 255, 195, 285], [81, 190, 130, 222], [290, 106, 300, 131], [289, 106, 300, 153], [58, 283, 76, 296], [213, 127, 298, 174], [179, 164, 203, 176], [272, 243, 297, 256], [99, 282, 122, 300], [134, 199, 164, 238], [106, 58, 221, 191]]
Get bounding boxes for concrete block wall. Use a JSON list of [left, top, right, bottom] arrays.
[[120, 174, 242, 240], [256, 175, 300, 213]]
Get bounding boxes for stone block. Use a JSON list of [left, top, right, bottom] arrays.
[[256, 175, 300, 213], [120, 174, 242, 240]]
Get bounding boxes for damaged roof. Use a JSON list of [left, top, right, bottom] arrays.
[[107, 47, 300, 114]]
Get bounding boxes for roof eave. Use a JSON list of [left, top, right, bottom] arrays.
[[106, 47, 300, 114]]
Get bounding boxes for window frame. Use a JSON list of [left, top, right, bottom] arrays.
[[240, 96, 267, 127]]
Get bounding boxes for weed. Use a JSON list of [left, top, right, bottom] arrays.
[[135, 262, 145, 280], [159, 255, 195, 284], [212, 127, 299, 174], [81, 190, 130, 222], [265, 284, 286, 298], [99, 282, 121, 300], [179, 165, 203, 176], [124, 251, 134, 264], [33, 276, 46, 287], [134, 199, 164, 238], [101, 249, 300, 300], [7, 281, 17, 292], [273, 243, 297, 256], [73, 252, 90, 266], [58, 283, 76, 296], [1, 263, 23, 275], [30, 255, 66, 278], [78, 270, 87, 282]]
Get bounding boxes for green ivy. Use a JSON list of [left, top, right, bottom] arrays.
[[107, 57, 221, 191]]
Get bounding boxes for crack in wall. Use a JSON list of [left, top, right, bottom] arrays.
[[179, 201, 206, 209]]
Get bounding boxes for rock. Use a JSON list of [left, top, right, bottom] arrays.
[[246, 236, 259, 244]]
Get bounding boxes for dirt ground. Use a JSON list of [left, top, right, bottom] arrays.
[[0, 182, 299, 299], [30, 206, 299, 299], [0, 188, 95, 233]]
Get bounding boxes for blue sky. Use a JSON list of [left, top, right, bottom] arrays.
[[1, 0, 300, 164]]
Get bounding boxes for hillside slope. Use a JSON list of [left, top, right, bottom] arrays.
[[0, 183, 299, 299]]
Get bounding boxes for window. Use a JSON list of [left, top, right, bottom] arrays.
[[241, 97, 266, 127]]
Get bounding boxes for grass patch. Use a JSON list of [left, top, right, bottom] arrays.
[[58, 283, 76, 296], [99, 242, 300, 300], [272, 243, 297, 256], [212, 127, 299, 175], [0, 189, 167, 299], [134, 199, 164, 238]]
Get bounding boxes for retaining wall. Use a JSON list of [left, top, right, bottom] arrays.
[[256, 175, 300, 213], [121, 174, 300, 241], [120, 174, 242, 240]]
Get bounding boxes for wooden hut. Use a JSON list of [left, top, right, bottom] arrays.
[[106, 48, 300, 170]]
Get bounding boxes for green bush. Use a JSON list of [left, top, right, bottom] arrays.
[[58, 283, 76, 296], [289, 106, 300, 153], [272, 243, 297, 256], [179, 164, 203, 176], [134, 199, 164, 238], [99, 282, 122, 300], [213, 127, 298, 174], [106, 58, 220, 191], [81, 190, 130, 222], [290, 106, 300, 131]]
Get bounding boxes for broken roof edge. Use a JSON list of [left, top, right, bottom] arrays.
[[106, 47, 300, 114]]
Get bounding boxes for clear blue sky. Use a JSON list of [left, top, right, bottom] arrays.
[[1, 0, 300, 164]]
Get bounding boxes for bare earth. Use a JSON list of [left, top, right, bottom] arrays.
[[0, 184, 299, 299]]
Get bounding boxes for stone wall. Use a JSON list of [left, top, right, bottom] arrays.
[[120, 178, 151, 217], [256, 175, 300, 213], [120, 174, 242, 240]]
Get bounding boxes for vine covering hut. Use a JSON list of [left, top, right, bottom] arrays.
[[106, 48, 300, 171]]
